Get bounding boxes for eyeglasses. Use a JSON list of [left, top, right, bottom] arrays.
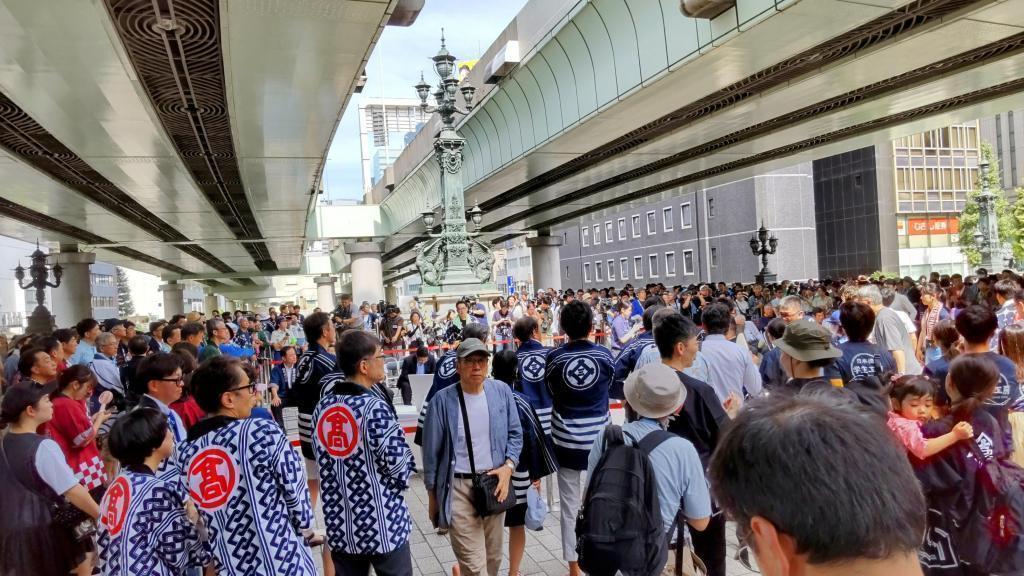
[[226, 383, 256, 394], [158, 376, 184, 385]]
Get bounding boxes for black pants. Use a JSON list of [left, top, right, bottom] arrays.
[[691, 512, 726, 576], [331, 541, 412, 576], [397, 379, 412, 405]]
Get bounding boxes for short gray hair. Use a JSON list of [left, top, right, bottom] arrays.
[[779, 295, 805, 313], [857, 285, 883, 306], [96, 332, 117, 346]]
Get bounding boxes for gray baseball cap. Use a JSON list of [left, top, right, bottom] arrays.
[[456, 338, 491, 358]]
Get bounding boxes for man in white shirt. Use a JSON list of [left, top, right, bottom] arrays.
[[696, 303, 762, 402]]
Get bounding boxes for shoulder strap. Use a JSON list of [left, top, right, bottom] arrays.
[[603, 424, 624, 449], [637, 429, 675, 456], [455, 384, 477, 475]]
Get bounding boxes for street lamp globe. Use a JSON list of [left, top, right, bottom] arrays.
[[414, 72, 431, 106], [460, 81, 476, 109], [422, 211, 436, 229], [469, 202, 483, 226]]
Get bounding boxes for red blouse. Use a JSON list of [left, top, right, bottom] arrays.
[[48, 395, 104, 489]]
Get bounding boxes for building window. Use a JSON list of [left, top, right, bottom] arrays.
[[681, 203, 692, 229], [631, 215, 641, 238], [707, 198, 715, 218], [91, 296, 115, 309], [607, 260, 616, 281], [648, 254, 659, 277], [682, 250, 694, 276], [665, 252, 676, 276], [605, 221, 614, 244], [583, 262, 591, 283], [617, 218, 626, 240], [620, 258, 628, 280], [592, 224, 601, 245], [581, 226, 590, 247], [90, 274, 114, 287], [646, 211, 657, 235], [711, 246, 718, 267], [662, 207, 673, 232], [595, 261, 604, 282], [633, 255, 643, 279]]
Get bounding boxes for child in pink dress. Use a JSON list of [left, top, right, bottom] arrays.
[[886, 375, 973, 459]]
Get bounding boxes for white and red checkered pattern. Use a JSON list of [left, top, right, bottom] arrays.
[[76, 455, 105, 490]]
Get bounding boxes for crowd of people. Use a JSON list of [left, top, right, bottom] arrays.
[[1, 267, 1023, 575]]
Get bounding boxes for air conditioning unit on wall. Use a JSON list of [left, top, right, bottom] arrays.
[[680, 0, 735, 19]]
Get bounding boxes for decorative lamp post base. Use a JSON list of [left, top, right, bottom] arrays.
[[755, 272, 777, 286], [26, 305, 55, 334]]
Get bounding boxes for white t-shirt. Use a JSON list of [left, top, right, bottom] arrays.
[[894, 310, 918, 335], [454, 390, 493, 473], [36, 439, 78, 495]]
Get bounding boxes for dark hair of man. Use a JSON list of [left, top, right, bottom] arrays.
[[192, 356, 245, 413], [708, 393, 926, 564], [492, 350, 518, 387], [53, 328, 76, 345], [280, 345, 296, 359], [36, 336, 60, 355], [149, 321, 166, 335], [461, 323, 489, 342], [128, 335, 150, 356], [642, 296, 661, 309], [513, 316, 539, 343], [416, 346, 429, 359], [171, 347, 198, 377], [839, 302, 875, 343], [57, 365, 95, 393], [108, 408, 168, 467], [954, 305, 998, 345], [169, 314, 186, 325], [765, 318, 787, 340], [18, 348, 47, 378], [161, 324, 179, 341], [171, 341, 199, 359], [181, 322, 205, 341], [702, 303, 731, 335], [995, 278, 1020, 299], [641, 302, 665, 332], [205, 318, 223, 336], [948, 354, 998, 423], [560, 300, 594, 340], [134, 353, 181, 396], [654, 313, 699, 360], [75, 318, 98, 337], [336, 330, 380, 376], [303, 312, 331, 345]]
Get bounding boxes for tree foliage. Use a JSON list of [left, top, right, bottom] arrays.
[[958, 142, 1015, 267], [116, 267, 135, 317]]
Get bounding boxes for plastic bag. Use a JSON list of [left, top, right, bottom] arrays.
[[525, 484, 547, 531]]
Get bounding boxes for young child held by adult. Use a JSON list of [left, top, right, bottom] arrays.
[[886, 374, 973, 460]]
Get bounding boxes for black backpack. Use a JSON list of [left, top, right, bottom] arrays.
[[576, 425, 674, 576], [954, 441, 1024, 573]]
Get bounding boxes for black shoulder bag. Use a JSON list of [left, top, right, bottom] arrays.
[[456, 384, 515, 517]]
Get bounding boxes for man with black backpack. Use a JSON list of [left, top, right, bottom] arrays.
[[580, 363, 711, 576]]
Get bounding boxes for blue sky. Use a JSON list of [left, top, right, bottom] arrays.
[[321, 0, 528, 201]]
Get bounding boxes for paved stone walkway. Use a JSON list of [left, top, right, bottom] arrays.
[[315, 472, 758, 576]]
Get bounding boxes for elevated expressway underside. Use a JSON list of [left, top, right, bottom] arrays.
[[377, 0, 1024, 282]]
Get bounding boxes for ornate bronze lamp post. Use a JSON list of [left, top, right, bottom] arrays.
[[748, 222, 778, 285], [974, 159, 1004, 271], [413, 31, 495, 293], [15, 243, 63, 333]]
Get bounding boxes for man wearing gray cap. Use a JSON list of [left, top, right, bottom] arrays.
[[422, 338, 523, 576]]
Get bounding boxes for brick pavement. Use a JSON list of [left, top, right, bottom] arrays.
[[313, 472, 758, 576]]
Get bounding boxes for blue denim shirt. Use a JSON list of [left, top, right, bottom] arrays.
[[422, 378, 523, 529]]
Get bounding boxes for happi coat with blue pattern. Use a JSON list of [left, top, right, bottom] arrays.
[[546, 340, 614, 470], [98, 468, 210, 576], [313, 379, 414, 555], [414, 349, 458, 445], [516, 339, 553, 434], [175, 417, 316, 576]]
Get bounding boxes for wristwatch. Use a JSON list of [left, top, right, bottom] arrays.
[[504, 460, 515, 470]]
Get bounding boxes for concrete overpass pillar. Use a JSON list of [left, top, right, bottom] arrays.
[[314, 276, 336, 311], [160, 282, 185, 319], [345, 242, 384, 305], [527, 234, 564, 293], [385, 283, 399, 305], [203, 291, 218, 315], [49, 247, 95, 327]]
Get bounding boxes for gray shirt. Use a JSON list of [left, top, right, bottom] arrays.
[[699, 334, 762, 401], [873, 307, 922, 374], [891, 292, 918, 320]]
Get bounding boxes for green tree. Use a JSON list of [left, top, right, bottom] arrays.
[[958, 142, 1014, 267], [116, 267, 135, 317]]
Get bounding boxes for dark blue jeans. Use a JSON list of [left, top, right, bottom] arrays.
[[331, 541, 412, 576]]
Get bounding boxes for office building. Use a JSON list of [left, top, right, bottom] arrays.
[[358, 98, 428, 195]]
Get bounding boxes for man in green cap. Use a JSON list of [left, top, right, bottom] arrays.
[[773, 320, 842, 392]]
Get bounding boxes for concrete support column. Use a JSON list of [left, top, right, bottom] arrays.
[[385, 283, 399, 305], [527, 234, 564, 293], [314, 276, 337, 311], [49, 248, 95, 327], [204, 292, 218, 315], [345, 242, 384, 305], [160, 282, 185, 319]]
